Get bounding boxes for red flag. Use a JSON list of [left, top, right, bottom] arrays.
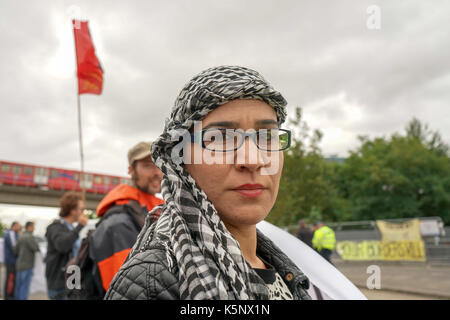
[[73, 20, 104, 95]]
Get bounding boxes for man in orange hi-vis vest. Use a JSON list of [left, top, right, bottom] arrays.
[[90, 142, 164, 295]]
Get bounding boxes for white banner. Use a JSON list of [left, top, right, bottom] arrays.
[[257, 220, 367, 300]]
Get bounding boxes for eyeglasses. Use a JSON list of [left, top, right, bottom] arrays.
[[190, 128, 291, 152]]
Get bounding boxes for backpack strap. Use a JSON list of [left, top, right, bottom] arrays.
[[97, 200, 148, 232], [125, 199, 148, 230]]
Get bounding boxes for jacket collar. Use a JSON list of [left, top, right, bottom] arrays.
[[256, 229, 311, 299]]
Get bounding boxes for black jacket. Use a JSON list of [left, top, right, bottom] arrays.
[[89, 202, 147, 293], [105, 230, 311, 300], [296, 227, 314, 248], [45, 219, 83, 290]]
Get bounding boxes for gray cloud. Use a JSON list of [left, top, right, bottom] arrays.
[[0, 0, 449, 177]]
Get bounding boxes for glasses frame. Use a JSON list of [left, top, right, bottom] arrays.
[[190, 128, 291, 152]]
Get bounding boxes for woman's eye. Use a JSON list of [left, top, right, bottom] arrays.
[[203, 129, 232, 142], [260, 129, 277, 140], [221, 130, 235, 140]]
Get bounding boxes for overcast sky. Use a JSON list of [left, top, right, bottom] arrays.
[[1, 0, 449, 177]]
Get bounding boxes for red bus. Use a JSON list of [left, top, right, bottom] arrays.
[[0, 160, 131, 194]]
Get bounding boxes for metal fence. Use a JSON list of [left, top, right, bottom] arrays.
[[292, 217, 450, 263]]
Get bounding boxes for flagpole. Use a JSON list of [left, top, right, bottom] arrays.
[[73, 19, 86, 203], [72, 19, 103, 205], [76, 92, 86, 202]]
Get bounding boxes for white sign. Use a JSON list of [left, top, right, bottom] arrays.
[[420, 220, 441, 237]]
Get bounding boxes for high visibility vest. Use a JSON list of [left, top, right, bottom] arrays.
[[312, 226, 336, 251]]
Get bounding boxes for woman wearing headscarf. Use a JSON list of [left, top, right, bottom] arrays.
[[105, 66, 311, 300]]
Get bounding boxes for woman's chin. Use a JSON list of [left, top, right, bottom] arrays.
[[220, 206, 270, 228]]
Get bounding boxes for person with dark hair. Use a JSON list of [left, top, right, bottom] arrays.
[[89, 141, 164, 297], [13, 221, 39, 300], [295, 219, 314, 248], [44, 191, 88, 299], [106, 66, 311, 300], [3, 221, 21, 299]]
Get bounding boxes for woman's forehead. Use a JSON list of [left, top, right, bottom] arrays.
[[201, 99, 278, 127]]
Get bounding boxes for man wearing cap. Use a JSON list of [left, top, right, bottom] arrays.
[[89, 141, 164, 295]]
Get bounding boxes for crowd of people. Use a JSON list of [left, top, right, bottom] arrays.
[[2, 140, 164, 300], [3, 221, 40, 300], [2, 65, 338, 301]]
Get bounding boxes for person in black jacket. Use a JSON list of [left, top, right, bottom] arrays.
[[295, 219, 314, 248], [45, 191, 88, 300], [106, 66, 311, 300]]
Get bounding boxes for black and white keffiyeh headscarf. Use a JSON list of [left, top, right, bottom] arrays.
[[135, 66, 290, 299]]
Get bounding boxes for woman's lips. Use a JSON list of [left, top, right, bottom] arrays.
[[232, 184, 266, 198]]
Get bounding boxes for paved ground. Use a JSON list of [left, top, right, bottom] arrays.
[[26, 289, 442, 300], [359, 288, 442, 300], [333, 259, 450, 299], [28, 289, 447, 300], [3, 260, 450, 300], [28, 292, 48, 300], [23, 260, 450, 300]]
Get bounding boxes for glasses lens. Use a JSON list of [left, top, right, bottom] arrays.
[[278, 130, 290, 150], [203, 129, 239, 151], [256, 129, 276, 150], [202, 128, 290, 151], [257, 129, 290, 151]]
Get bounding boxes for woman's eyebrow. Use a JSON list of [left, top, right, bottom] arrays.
[[202, 119, 278, 130], [203, 121, 238, 129], [255, 119, 278, 126]]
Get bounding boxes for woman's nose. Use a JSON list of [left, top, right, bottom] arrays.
[[234, 135, 268, 171]]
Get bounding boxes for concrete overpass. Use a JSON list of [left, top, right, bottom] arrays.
[[0, 184, 104, 211]]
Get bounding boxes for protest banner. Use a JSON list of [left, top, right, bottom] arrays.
[[376, 218, 422, 241], [336, 240, 426, 261]]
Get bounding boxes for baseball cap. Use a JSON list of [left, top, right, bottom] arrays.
[[128, 141, 153, 165]]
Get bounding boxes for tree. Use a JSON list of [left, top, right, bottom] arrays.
[[85, 209, 97, 220], [0, 219, 6, 237], [267, 107, 347, 226], [335, 118, 450, 224], [405, 117, 449, 156]]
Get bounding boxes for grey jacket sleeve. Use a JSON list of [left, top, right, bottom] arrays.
[[29, 236, 40, 253]]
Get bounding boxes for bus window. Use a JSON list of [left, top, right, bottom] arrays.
[[120, 178, 130, 185], [73, 173, 79, 181], [112, 178, 119, 185], [50, 170, 59, 178], [13, 166, 21, 175], [36, 167, 49, 176], [94, 175, 102, 184], [1, 164, 11, 173], [24, 166, 33, 175], [104, 176, 110, 185]]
